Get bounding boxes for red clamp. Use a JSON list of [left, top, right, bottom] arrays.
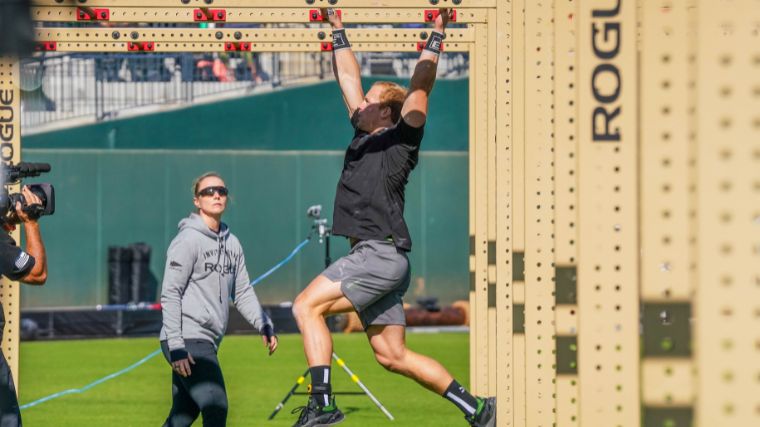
[[127, 42, 155, 52], [77, 7, 110, 21], [424, 9, 457, 22], [35, 42, 57, 52], [320, 42, 333, 51], [417, 41, 444, 52], [309, 9, 342, 22], [224, 42, 252, 52], [194, 8, 227, 22]]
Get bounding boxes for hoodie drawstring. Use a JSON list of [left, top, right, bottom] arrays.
[[216, 235, 224, 303], [217, 234, 235, 303], [223, 239, 233, 301]]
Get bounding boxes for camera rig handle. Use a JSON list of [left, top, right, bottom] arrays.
[[306, 204, 333, 267]]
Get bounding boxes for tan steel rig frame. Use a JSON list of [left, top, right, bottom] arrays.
[[1, 0, 758, 426]]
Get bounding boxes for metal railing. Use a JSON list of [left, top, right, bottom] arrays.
[[20, 51, 329, 129], [20, 51, 468, 131]]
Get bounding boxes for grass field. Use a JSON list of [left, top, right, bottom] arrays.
[[18, 332, 469, 426]]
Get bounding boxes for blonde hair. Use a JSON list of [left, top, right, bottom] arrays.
[[192, 172, 223, 196], [373, 81, 407, 124]]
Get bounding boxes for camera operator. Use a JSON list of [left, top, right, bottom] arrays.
[[0, 185, 48, 426]]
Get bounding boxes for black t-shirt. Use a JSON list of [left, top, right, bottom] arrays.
[[332, 119, 424, 251], [0, 231, 35, 339]]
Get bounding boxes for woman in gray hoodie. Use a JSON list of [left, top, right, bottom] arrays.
[[159, 172, 278, 427]]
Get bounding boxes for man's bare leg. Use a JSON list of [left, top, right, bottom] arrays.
[[366, 325, 453, 393], [367, 325, 493, 425], [292, 274, 352, 366], [292, 274, 353, 420]]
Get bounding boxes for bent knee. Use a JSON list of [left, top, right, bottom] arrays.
[[292, 295, 312, 320], [374, 351, 406, 373], [291, 299, 303, 320], [292, 297, 322, 321]]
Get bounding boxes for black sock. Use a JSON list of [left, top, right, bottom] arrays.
[[443, 379, 479, 417], [309, 365, 332, 408]]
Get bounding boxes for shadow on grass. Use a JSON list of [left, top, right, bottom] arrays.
[[343, 406, 360, 416]]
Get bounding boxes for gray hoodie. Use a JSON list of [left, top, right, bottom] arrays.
[[159, 213, 273, 352]]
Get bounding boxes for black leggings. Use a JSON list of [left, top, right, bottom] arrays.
[[160, 340, 228, 427], [0, 348, 21, 427]]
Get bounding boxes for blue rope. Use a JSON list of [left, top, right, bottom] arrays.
[[20, 349, 162, 410], [19, 237, 313, 410], [249, 238, 311, 286]]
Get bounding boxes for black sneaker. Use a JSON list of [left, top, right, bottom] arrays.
[[466, 396, 496, 427], [291, 396, 345, 427]]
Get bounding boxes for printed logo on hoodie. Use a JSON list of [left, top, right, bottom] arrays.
[[202, 248, 243, 277], [204, 262, 235, 275]]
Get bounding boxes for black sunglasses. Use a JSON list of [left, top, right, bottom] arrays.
[[196, 186, 229, 197]]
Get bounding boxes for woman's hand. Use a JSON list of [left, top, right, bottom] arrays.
[[261, 324, 279, 356], [171, 352, 195, 377]]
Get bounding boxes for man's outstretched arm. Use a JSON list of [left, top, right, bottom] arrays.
[[401, 9, 453, 128], [322, 8, 364, 119]]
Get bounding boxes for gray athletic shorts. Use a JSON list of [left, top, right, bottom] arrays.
[[322, 239, 410, 329]]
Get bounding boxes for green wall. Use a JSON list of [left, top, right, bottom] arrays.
[[21, 78, 470, 308], [26, 78, 468, 151], [21, 150, 468, 308]]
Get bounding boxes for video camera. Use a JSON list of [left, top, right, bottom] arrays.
[[0, 162, 55, 225]]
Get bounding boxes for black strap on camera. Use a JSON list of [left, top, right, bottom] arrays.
[[424, 31, 445, 55], [332, 28, 350, 51]]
